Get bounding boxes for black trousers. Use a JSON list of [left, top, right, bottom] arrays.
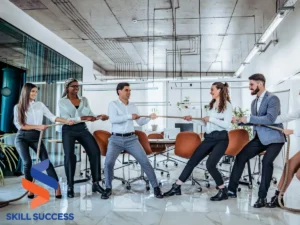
[[15, 130, 58, 182], [228, 135, 284, 198], [179, 130, 229, 186], [62, 123, 100, 185]]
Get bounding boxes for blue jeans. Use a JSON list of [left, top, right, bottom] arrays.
[[104, 134, 158, 188]]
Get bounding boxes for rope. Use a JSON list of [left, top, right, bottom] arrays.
[[141, 115, 299, 212], [263, 125, 300, 213], [0, 120, 89, 208]]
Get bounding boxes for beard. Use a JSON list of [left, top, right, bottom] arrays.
[[251, 87, 260, 95]]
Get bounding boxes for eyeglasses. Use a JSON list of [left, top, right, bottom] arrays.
[[69, 85, 80, 89]]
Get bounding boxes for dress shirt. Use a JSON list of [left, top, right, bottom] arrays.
[[59, 95, 95, 122], [192, 101, 233, 134], [247, 90, 267, 122], [256, 90, 267, 112], [13, 101, 57, 130], [275, 109, 300, 137], [108, 99, 150, 133]]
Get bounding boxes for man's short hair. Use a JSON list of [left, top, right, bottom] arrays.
[[116, 82, 130, 95], [249, 73, 266, 86]]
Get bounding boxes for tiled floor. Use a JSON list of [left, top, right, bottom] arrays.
[[1, 154, 299, 225]]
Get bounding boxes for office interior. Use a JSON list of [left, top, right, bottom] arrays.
[[0, 0, 300, 224]]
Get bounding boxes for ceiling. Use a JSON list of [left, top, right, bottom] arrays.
[[7, 0, 277, 77]]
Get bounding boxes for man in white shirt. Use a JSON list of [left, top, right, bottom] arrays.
[[101, 82, 163, 199]]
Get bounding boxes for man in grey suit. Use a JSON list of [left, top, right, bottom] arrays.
[[228, 73, 285, 208]]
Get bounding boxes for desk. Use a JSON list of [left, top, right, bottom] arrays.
[[48, 139, 91, 183], [148, 139, 175, 144]]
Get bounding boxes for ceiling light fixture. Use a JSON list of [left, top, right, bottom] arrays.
[[168, 78, 248, 83], [233, 0, 298, 78], [234, 64, 245, 77], [259, 13, 284, 43], [171, 86, 248, 90], [84, 87, 158, 91], [244, 45, 260, 63], [32, 81, 46, 85]]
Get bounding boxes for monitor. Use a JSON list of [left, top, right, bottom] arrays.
[[175, 123, 194, 132]]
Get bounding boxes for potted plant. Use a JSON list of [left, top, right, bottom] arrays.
[[151, 107, 158, 131], [0, 133, 18, 185], [232, 107, 253, 138]]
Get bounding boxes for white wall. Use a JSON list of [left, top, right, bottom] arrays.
[[0, 0, 94, 81], [166, 82, 242, 133], [83, 80, 243, 135], [84, 83, 149, 133], [240, 0, 300, 169]]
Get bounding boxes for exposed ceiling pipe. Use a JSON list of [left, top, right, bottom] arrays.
[[136, 15, 259, 22], [103, 0, 144, 66], [153, 1, 173, 81], [105, 32, 264, 43], [53, 0, 128, 64], [206, 0, 240, 75], [53, 0, 135, 78]]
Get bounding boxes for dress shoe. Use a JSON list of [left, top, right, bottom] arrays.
[[14, 171, 24, 177], [227, 190, 237, 198], [92, 182, 105, 194], [253, 198, 267, 208], [210, 187, 228, 201], [154, 187, 163, 199], [67, 186, 74, 198], [27, 194, 35, 199], [266, 190, 284, 208], [101, 188, 112, 199], [163, 183, 181, 197]]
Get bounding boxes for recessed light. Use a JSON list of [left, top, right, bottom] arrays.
[[132, 19, 137, 23]]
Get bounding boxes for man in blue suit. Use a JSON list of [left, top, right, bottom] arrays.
[[228, 73, 285, 208]]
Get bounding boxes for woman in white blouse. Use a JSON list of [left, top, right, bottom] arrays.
[[14, 83, 74, 199], [58, 78, 109, 198], [164, 82, 232, 201], [266, 110, 300, 208]]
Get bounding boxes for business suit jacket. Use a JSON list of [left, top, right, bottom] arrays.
[[249, 91, 286, 145]]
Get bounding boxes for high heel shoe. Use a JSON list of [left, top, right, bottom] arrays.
[[55, 190, 62, 199], [67, 186, 74, 198], [27, 194, 35, 199]]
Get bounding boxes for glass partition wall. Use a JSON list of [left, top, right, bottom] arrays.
[[0, 19, 83, 167]]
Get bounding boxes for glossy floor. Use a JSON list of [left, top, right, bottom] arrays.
[[1, 155, 299, 225]]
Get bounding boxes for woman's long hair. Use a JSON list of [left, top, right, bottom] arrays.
[[18, 83, 38, 126], [62, 78, 78, 98], [209, 82, 231, 113]]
